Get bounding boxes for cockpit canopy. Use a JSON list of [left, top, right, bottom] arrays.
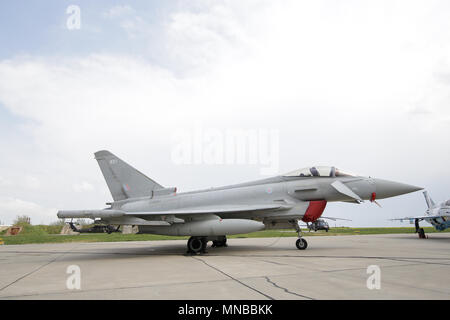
[[283, 166, 355, 178]]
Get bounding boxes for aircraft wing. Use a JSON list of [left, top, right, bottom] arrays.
[[321, 216, 352, 221], [390, 215, 450, 221], [58, 204, 284, 219]]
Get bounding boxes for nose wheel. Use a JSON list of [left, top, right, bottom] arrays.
[[292, 219, 308, 250], [296, 238, 308, 250]]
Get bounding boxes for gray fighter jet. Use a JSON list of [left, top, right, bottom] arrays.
[[58, 150, 422, 253], [390, 191, 450, 238]]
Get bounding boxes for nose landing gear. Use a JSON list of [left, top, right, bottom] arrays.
[[292, 220, 308, 250], [296, 238, 308, 250]]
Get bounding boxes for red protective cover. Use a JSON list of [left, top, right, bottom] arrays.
[[301, 200, 327, 222]]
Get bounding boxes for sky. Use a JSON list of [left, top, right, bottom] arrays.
[[0, 0, 449, 226]]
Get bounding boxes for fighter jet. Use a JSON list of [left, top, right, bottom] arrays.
[[58, 150, 422, 253], [390, 191, 450, 238]]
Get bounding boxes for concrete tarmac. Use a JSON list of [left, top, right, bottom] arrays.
[[0, 234, 449, 299]]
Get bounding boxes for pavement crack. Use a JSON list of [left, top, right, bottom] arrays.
[[264, 276, 315, 300], [261, 259, 289, 266], [191, 256, 274, 300]]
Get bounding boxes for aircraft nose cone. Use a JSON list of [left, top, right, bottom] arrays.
[[373, 178, 423, 199]]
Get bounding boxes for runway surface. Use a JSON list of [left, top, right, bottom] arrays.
[[1, 234, 449, 299]]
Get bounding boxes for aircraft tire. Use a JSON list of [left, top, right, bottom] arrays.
[[296, 238, 308, 250], [212, 236, 227, 248], [201, 237, 208, 252], [418, 228, 426, 239], [187, 237, 204, 253]]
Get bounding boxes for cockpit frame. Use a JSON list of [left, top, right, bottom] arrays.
[[283, 166, 355, 178]]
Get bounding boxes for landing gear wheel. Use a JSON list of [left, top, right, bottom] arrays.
[[201, 238, 208, 253], [212, 236, 227, 248], [291, 219, 308, 250], [418, 228, 426, 239], [296, 238, 308, 250], [212, 239, 228, 248], [187, 237, 206, 254]]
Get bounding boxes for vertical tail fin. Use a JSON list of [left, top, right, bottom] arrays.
[[94, 150, 163, 201], [423, 191, 435, 209]]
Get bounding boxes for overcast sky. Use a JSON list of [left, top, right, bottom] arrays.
[[0, 0, 449, 226]]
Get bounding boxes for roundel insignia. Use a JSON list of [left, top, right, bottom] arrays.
[[266, 187, 273, 194]]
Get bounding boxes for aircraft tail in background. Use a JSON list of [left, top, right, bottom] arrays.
[[423, 191, 435, 209]]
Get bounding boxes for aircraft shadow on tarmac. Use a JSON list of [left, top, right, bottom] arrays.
[[382, 234, 450, 241], [21, 234, 450, 263], [50, 242, 322, 262]]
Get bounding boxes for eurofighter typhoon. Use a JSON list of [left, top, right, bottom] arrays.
[[58, 151, 422, 253]]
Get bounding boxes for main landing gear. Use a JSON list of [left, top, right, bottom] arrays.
[[187, 237, 207, 254], [415, 219, 427, 239], [293, 220, 308, 250], [211, 236, 227, 248], [187, 236, 228, 254]]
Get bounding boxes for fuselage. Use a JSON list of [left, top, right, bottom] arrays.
[[112, 175, 374, 217], [425, 204, 450, 231], [102, 173, 421, 236]]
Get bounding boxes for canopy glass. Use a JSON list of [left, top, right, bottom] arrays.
[[283, 166, 355, 178]]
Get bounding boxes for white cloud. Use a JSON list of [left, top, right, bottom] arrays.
[[0, 1, 449, 225], [73, 181, 95, 193], [0, 176, 11, 188], [102, 5, 152, 39], [0, 197, 57, 225], [166, 2, 257, 69], [0, 174, 40, 190], [103, 5, 136, 19]]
